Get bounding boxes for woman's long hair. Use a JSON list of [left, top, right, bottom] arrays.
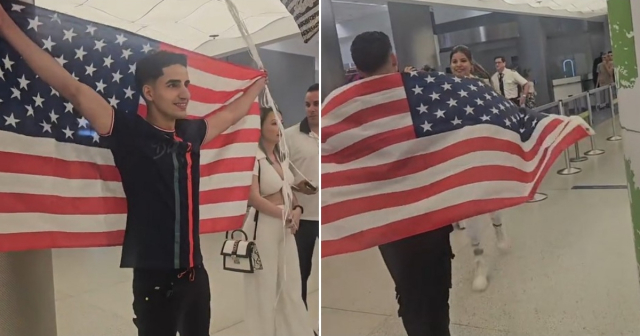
[[449, 45, 491, 79], [258, 106, 286, 164]]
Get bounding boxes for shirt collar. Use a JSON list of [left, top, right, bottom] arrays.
[[299, 117, 311, 135]]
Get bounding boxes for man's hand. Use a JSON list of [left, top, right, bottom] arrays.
[[519, 96, 526, 107], [294, 180, 317, 195], [403, 66, 417, 73]]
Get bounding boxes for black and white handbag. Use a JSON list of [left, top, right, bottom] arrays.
[[220, 161, 263, 273], [220, 228, 263, 273]]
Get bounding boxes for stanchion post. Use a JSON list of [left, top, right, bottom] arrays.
[[569, 99, 588, 162], [557, 101, 582, 175], [584, 92, 605, 156], [607, 84, 622, 141]]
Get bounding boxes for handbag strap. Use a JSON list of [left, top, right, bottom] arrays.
[[225, 159, 261, 241], [252, 162, 261, 240]]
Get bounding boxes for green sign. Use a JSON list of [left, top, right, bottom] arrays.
[[608, 0, 638, 89]]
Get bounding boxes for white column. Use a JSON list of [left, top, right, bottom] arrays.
[[387, 2, 439, 70]]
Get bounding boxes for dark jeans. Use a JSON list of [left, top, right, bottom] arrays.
[[378, 225, 454, 336], [295, 219, 319, 308], [132, 265, 211, 336]]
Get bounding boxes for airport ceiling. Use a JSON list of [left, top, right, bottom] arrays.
[[25, 0, 302, 57], [332, 0, 607, 23]]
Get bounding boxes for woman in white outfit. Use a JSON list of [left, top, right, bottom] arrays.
[[449, 45, 512, 292], [244, 107, 316, 336]]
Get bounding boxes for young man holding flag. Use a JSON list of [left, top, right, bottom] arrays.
[[321, 31, 593, 336], [0, 3, 265, 336]]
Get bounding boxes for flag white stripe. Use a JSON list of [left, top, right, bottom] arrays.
[[322, 113, 412, 156], [322, 180, 532, 241], [0, 170, 254, 198], [321, 87, 406, 128], [187, 67, 257, 92], [322, 117, 560, 174], [0, 201, 247, 234]]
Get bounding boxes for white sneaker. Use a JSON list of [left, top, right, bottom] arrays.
[[472, 255, 489, 292], [494, 225, 511, 252]]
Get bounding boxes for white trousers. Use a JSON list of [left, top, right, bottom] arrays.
[[462, 211, 502, 246], [243, 210, 313, 336]]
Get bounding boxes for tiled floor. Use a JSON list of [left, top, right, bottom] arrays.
[[53, 232, 319, 335], [321, 117, 640, 336]]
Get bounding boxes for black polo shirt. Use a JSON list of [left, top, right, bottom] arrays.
[[102, 109, 207, 270]]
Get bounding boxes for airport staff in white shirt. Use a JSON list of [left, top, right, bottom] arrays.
[[285, 83, 319, 309], [490, 56, 531, 107]]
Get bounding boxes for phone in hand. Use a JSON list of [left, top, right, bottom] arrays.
[[304, 181, 317, 192]]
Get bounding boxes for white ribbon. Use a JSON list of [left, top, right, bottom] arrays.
[[224, 0, 293, 311]]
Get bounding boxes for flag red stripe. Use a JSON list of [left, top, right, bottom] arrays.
[[321, 75, 404, 117], [159, 43, 264, 81], [0, 151, 121, 181], [321, 126, 590, 257], [199, 186, 251, 205], [200, 214, 246, 233], [0, 215, 242, 252], [0, 186, 249, 215], [321, 99, 409, 143], [0, 192, 127, 214], [0, 151, 257, 182], [204, 128, 261, 150], [200, 157, 257, 176], [322, 125, 415, 165], [322, 119, 563, 188]]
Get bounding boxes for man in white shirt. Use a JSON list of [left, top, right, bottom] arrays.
[[490, 56, 531, 106], [285, 83, 319, 308]]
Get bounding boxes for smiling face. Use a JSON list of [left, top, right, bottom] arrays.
[[142, 64, 191, 120], [450, 51, 472, 78]]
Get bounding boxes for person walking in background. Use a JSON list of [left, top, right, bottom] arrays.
[[450, 45, 512, 292], [593, 52, 604, 87], [285, 84, 320, 309], [491, 56, 531, 107], [597, 51, 615, 88]]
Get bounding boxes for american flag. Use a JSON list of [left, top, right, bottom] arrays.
[[321, 71, 594, 257], [0, 1, 263, 252], [280, 0, 319, 43]]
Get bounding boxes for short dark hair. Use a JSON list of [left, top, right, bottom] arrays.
[[422, 64, 435, 72], [350, 31, 392, 74], [135, 51, 188, 91], [494, 56, 506, 63], [607, 51, 613, 54], [307, 83, 319, 92]]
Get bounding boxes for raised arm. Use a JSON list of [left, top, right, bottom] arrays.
[[0, 8, 113, 135], [202, 77, 266, 144]]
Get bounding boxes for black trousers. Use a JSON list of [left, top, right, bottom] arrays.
[[295, 219, 319, 308], [378, 225, 454, 336], [132, 265, 211, 336]]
